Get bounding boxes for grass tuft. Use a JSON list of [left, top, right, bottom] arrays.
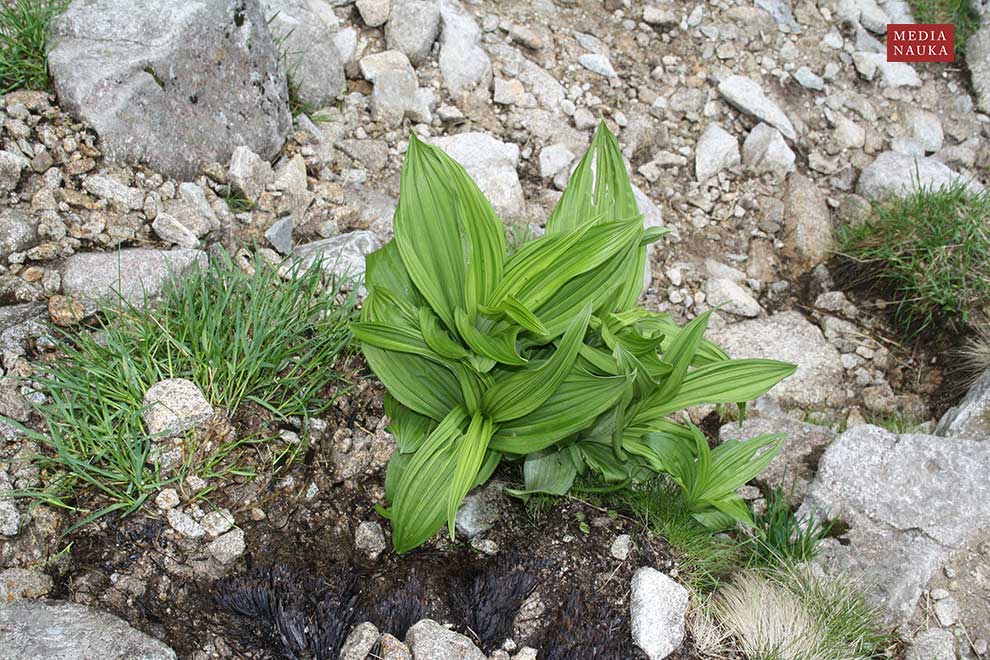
[[959, 322, 990, 387], [611, 478, 740, 593], [907, 0, 980, 57], [836, 182, 990, 337], [747, 487, 833, 568], [7, 252, 356, 524], [0, 0, 66, 93]]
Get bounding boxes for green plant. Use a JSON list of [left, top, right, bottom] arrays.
[[836, 182, 990, 336], [613, 478, 741, 593], [223, 184, 255, 213], [908, 0, 979, 57], [864, 410, 925, 434], [7, 253, 356, 524], [0, 0, 66, 93], [784, 569, 894, 658], [747, 487, 832, 568], [356, 123, 796, 553]]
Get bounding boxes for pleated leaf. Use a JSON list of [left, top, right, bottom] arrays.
[[482, 305, 592, 422], [393, 135, 504, 330], [446, 413, 495, 537]]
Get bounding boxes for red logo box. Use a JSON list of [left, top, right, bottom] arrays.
[[887, 24, 954, 62]]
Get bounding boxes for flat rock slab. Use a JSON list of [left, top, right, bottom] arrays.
[[59, 248, 206, 306], [708, 311, 844, 409], [48, 0, 290, 180], [802, 425, 990, 624], [719, 414, 835, 500], [0, 599, 176, 659]]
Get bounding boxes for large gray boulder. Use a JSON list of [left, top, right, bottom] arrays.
[[262, 0, 346, 108], [0, 599, 176, 659], [708, 312, 844, 409], [291, 231, 381, 285], [856, 151, 984, 201], [59, 248, 206, 306], [801, 425, 990, 624], [48, 0, 291, 180]]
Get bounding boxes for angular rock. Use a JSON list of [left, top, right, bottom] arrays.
[[386, 0, 440, 65], [265, 216, 294, 255], [405, 619, 486, 660], [704, 277, 762, 318], [59, 248, 206, 306], [357, 0, 390, 26], [48, 0, 290, 180], [630, 567, 688, 659], [803, 425, 990, 624], [208, 528, 245, 564], [201, 509, 235, 537], [0, 568, 53, 602], [143, 379, 213, 437], [782, 173, 832, 275], [0, 209, 39, 262], [0, 151, 27, 195], [936, 367, 990, 439], [431, 133, 525, 220], [717, 75, 796, 140], [360, 50, 422, 127], [719, 415, 836, 500], [694, 123, 740, 182], [901, 108, 943, 154], [537, 143, 575, 178], [709, 312, 843, 408], [82, 175, 145, 210], [438, 0, 492, 95], [228, 146, 273, 203], [852, 52, 921, 87], [578, 53, 617, 78], [354, 521, 386, 560], [292, 231, 381, 284], [152, 213, 199, 248], [455, 481, 507, 539], [905, 629, 955, 660], [742, 123, 795, 175], [341, 622, 381, 660], [0, 599, 176, 658], [969, 25, 990, 114], [164, 183, 220, 238], [263, 0, 346, 107], [793, 66, 824, 91], [166, 508, 205, 539], [856, 151, 983, 201]]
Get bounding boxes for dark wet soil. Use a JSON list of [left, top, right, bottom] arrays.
[[44, 365, 697, 659]]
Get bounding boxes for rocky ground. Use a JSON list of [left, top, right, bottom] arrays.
[[1, 0, 990, 658]]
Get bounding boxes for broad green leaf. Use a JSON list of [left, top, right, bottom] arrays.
[[365, 241, 423, 308], [482, 305, 591, 422], [491, 370, 630, 454], [419, 307, 470, 360], [633, 359, 796, 424], [391, 406, 468, 552], [362, 344, 462, 421], [455, 308, 526, 366], [505, 447, 578, 498], [480, 294, 549, 337], [385, 394, 436, 454], [578, 442, 630, 482], [446, 413, 494, 537], [651, 310, 712, 404], [547, 121, 640, 233], [393, 135, 504, 330], [352, 321, 438, 358]]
